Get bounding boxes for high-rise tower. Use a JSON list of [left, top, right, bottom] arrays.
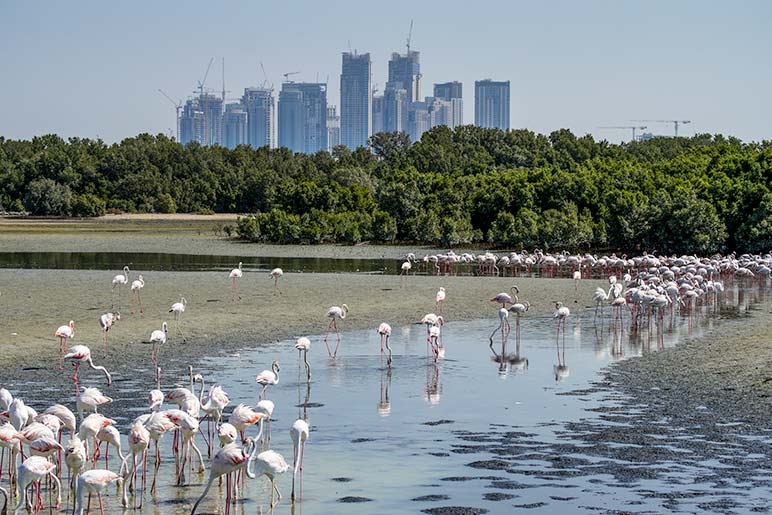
[[340, 52, 372, 149], [434, 81, 463, 128], [241, 87, 274, 149], [278, 82, 328, 154], [474, 79, 510, 130], [388, 51, 421, 104]]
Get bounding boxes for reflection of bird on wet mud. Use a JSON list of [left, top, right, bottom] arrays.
[[423, 363, 442, 405], [378, 368, 392, 416], [554, 302, 570, 381]]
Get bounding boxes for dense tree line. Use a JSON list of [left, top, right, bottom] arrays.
[[1, 127, 770, 253]]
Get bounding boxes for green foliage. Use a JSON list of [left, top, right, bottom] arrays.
[[1, 129, 769, 252], [71, 193, 106, 217], [23, 178, 72, 215]]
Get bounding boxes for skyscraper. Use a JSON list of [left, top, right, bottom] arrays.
[[383, 81, 409, 134], [242, 87, 274, 149], [408, 100, 430, 142], [278, 82, 328, 154], [327, 105, 341, 149], [223, 103, 248, 149], [388, 51, 421, 103], [434, 81, 463, 128], [340, 52, 372, 149], [198, 93, 223, 146], [371, 94, 384, 134], [180, 98, 204, 145], [474, 80, 510, 130]]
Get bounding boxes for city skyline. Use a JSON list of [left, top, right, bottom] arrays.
[[2, 1, 771, 144]]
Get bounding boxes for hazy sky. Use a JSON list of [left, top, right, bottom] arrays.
[[2, 1, 770, 144]]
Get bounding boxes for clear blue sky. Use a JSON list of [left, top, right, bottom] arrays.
[[2, 0, 770, 144]]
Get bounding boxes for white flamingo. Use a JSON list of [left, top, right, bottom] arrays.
[[324, 304, 348, 357]]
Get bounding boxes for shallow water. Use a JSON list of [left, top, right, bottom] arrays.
[[6, 285, 770, 514]]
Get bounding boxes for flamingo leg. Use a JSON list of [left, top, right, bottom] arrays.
[[333, 320, 341, 357], [324, 319, 334, 356]]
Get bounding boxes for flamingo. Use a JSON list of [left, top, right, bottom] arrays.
[[490, 285, 520, 308], [0, 389, 11, 411], [255, 361, 280, 400], [229, 263, 243, 299], [200, 384, 229, 457], [94, 425, 125, 472], [270, 268, 283, 295], [377, 323, 393, 367], [54, 320, 75, 370], [126, 421, 149, 507], [169, 297, 187, 342], [489, 308, 509, 354], [190, 438, 258, 515], [111, 266, 130, 310], [75, 387, 113, 420], [142, 411, 175, 494], [78, 414, 115, 463], [294, 337, 311, 381], [97, 312, 120, 355], [554, 301, 570, 368], [323, 304, 348, 358], [420, 313, 443, 344], [148, 322, 168, 364], [130, 274, 145, 314], [399, 254, 414, 286], [250, 449, 290, 507], [217, 423, 238, 448], [255, 400, 274, 446], [148, 368, 163, 412], [508, 300, 529, 346], [429, 325, 442, 361], [593, 287, 609, 318], [435, 287, 446, 315], [8, 398, 29, 430], [74, 468, 128, 515], [64, 346, 111, 389], [290, 419, 309, 503], [163, 409, 204, 485], [228, 404, 264, 443], [13, 456, 61, 515], [0, 423, 20, 488], [64, 435, 87, 500]]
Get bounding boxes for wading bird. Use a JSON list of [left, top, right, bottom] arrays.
[[435, 287, 446, 315], [290, 418, 309, 503], [111, 266, 130, 310], [148, 322, 168, 364], [13, 455, 61, 515], [294, 337, 311, 381], [168, 297, 187, 343], [74, 468, 128, 515], [64, 346, 112, 388], [130, 274, 145, 314], [228, 262, 243, 299], [98, 312, 120, 354], [255, 361, 280, 400], [377, 323, 393, 367], [250, 449, 290, 508], [190, 438, 257, 515], [324, 304, 348, 358], [270, 268, 283, 295], [54, 320, 75, 370]]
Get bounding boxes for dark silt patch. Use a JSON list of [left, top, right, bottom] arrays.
[[337, 496, 373, 503], [412, 494, 451, 502], [421, 507, 489, 515], [424, 419, 455, 426], [512, 502, 548, 509], [350, 437, 374, 443], [482, 492, 516, 501], [330, 477, 353, 482]]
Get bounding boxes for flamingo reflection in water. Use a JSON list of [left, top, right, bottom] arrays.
[[378, 368, 392, 417]]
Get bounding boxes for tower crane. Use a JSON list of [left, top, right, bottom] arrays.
[[632, 119, 691, 137], [157, 89, 182, 141], [259, 62, 273, 91], [196, 57, 215, 97], [283, 71, 300, 82], [597, 125, 647, 141], [406, 19, 414, 54]]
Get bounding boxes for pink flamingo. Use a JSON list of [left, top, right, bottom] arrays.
[[255, 361, 280, 400], [74, 468, 128, 515], [294, 337, 311, 381], [126, 421, 149, 508], [54, 320, 75, 370], [64, 345, 112, 389], [250, 449, 290, 508], [98, 312, 119, 355], [190, 438, 258, 515], [435, 287, 446, 315], [290, 418, 309, 503], [13, 455, 61, 514], [270, 268, 283, 295], [377, 323, 393, 367], [324, 304, 348, 357], [130, 274, 145, 314], [228, 263, 243, 300]]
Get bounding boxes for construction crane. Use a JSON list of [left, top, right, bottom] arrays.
[[598, 125, 647, 141], [157, 89, 182, 141], [221, 58, 230, 102], [196, 57, 215, 97], [259, 62, 273, 90], [406, 19, 414, 54], [632, 119, 691, 137], [283, 71, 300, 82]]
